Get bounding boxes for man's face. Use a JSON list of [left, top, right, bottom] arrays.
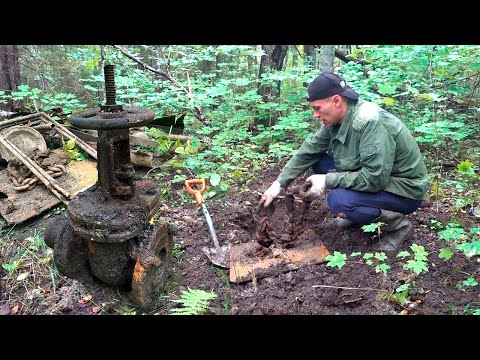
[[310, 95, 343, 127]]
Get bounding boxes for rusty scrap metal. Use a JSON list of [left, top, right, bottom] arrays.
[[44, 64, 172, 310], [67, 66, 152, 197], [0, 134, 71, 204], [255, 181, 313, 248], [0, 113, 43, 130], [0, 112, 98, 160], [69, 111, 153, 197], [32, 123, 55, 132], [7, 158, 66, 192], [70, 107, 154, 130]]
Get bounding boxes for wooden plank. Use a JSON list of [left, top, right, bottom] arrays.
[[229, 229, 330, 283]]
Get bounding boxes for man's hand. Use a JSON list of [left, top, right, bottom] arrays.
[[303, 174, 327, 200], [258, 180, 282, 209]]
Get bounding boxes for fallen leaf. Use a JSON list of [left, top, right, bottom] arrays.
[[16, 272, 29, 281], [92, 306, 101, 314], [11, 304, 19, 315]]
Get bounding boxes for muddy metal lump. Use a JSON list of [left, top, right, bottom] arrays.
[[255, 181, 312, 248], [44, 65, 173, 309]]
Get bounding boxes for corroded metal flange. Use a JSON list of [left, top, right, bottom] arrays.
[[70, 107, 154, 130], [67, 180, 160, 243], [131, 221, 173, 309]]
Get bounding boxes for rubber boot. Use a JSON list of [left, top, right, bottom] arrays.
[[369, 209, 413, 252]]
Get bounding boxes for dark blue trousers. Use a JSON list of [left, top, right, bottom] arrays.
[[312, 154, 422, 224]]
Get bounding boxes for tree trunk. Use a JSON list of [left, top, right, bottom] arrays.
[[304, 45, 316, 68], [0, 45, 20, 111], [339, 45, 350, 55], [291, 48, 298, 87], [198, 53, 216, 74], [256, 45, 288, 127], [316, 45, 335, 73], [247, 45, 257, 71], [152, 45, 162, 71]]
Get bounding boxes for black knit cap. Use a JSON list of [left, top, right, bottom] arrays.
[[307, 72, 359, 102]]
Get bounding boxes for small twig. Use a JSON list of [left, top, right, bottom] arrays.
[[312, 284, 385, 292], [452, 268, 474, 277], [145, 165, 164, 179]]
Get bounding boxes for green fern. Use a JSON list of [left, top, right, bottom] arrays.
[[170, 288, 218, 315]]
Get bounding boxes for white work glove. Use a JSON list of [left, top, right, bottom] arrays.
[[303, 174, 327, 200], [258, 180, 283, 208]]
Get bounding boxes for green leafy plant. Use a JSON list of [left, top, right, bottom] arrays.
[[438, 247, 454, 260], [457, 159, 476, 179], [428, 219, 443, 230], [400, 244, 430, 274], [438, 223, 465, 242], [458, 277, 478, 288], [325, 251, 347, 269], [358, 252, 390, 273], [362, 252, 374, 265], [361, 222, 386, 233], [2, 261, 21, 273], [379, 283, 411, 307], [361, 222, 386, 242], [393, 283, 410, 306], [170, 288, 218, 315], [172, 243, 184, 259], [375, 263, 391, 274], [62, 137, 86, 160]]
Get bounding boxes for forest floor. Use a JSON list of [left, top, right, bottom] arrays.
[[1, 163, 480, 316]]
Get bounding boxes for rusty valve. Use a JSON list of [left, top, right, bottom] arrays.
[[44, 65, 173, 310]]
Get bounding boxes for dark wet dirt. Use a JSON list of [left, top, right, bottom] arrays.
[[2, 164, 480, 315], [173, 167, 480, 315]]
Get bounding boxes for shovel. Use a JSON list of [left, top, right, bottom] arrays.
[[185, 178, 230, 268]]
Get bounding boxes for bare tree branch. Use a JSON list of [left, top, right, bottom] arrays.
[[111, 45, 205, 122]]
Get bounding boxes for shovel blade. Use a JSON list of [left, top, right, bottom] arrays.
[[202, 244, 231, 268]]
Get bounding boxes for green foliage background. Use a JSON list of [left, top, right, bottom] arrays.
[[2, 45, 480, 193]]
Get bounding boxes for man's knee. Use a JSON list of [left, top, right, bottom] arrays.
[[327, 189, 354, 213]]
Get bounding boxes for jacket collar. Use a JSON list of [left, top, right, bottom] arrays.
[[330, 100, 356, 144]]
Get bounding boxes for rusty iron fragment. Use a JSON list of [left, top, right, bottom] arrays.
[[0, 155, 97, 224]]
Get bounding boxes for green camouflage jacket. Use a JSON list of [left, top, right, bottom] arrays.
[[276, 99, 429, 200]]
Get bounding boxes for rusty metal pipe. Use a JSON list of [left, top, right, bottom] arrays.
[[32, 123, 55, 132], [0, 113, 43, 130]]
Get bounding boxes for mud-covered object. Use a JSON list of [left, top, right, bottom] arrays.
[[131, 222, 173, 309], [0, 126, 47, 163], [44, 217, 96, 284]]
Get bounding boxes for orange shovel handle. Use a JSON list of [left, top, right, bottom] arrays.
[[185, 178, 206, 204]]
